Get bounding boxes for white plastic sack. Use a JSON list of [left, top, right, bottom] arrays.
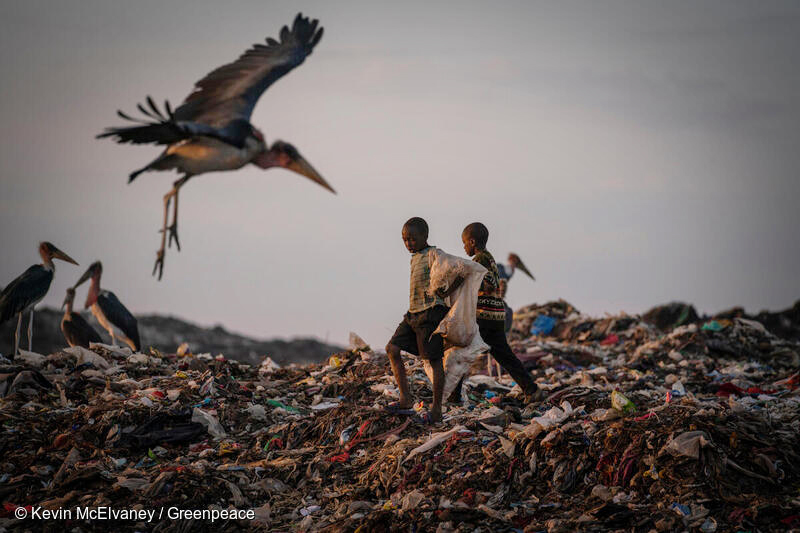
[[427, 250, 487, 346], [422, 250, 490, 400]]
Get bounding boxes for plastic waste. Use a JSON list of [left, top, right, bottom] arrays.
[[191, 408, 227, 438], [611, 390, 636, 413], [530, 315, 557, 335]]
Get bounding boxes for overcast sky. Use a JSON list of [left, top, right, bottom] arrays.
[[1, 0, 798, 350]]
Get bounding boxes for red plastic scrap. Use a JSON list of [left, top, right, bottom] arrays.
[[265, 437, 284, 451], [1, 503, 32, 518], [329, 452, 350, 463], [600, 334, 619, 346], [781, 515, 800, 527], [717, 382, 776, 397], [444, 433, 468, 454], [461, 488, 477, 505], [716, 382, 745, 397]]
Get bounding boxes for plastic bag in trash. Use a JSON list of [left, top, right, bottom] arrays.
[[530, 315, 556, 335], [191, 407, 227, 438], [663, 430, 710, 460]]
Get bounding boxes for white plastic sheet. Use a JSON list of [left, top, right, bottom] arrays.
[[404, 425, 472, 463], [523, 401, 575, 438]]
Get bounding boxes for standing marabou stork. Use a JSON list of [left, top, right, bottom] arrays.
[[0, 242, 79, 358], [61, 288, 102, 348], [74, 262, 141, 351], [97, 13, 335, 279]]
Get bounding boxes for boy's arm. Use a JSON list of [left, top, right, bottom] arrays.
[[435, 275, 464, 298]]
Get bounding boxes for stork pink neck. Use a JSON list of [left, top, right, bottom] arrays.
[[39, 244, 54, 270], [85, 274, 101, 308]]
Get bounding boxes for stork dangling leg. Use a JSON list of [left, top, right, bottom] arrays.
[[154, 175, 193, 280], [167, 175, 192, 250]]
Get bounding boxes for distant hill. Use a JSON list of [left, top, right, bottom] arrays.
[[0, 308, 342, 366]]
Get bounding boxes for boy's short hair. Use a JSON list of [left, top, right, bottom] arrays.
[[463, 222, 489, 248], [404, 217, 429, 237]]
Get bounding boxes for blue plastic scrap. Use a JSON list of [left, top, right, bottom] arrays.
[[530, 315, 557, 336]]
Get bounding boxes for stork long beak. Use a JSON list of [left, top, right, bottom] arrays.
[[287, 155, 336, 194], [74, 267, 93, 288], [52, 247, 79, 266], [510, 254, 535, 281]]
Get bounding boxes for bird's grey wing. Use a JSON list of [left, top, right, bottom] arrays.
[[96, 97, 247, 147], [173, 13, 323, 127], [0, 266, 52, 323], [96, 291, 141, 350]]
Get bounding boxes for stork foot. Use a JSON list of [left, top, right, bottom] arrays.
[[153, 249, 165, 280], [166, 222, 181, 251]]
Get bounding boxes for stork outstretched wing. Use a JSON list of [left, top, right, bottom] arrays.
[[174, 13, 323, 127], [97, 14, 323, 145]]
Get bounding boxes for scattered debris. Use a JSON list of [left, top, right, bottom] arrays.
[[0, 301, 798, 531]]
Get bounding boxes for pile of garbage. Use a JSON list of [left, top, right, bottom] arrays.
[[0, 303, 798, 531]]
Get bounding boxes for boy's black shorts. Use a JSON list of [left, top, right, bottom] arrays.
[[388, 305, 448, 361]]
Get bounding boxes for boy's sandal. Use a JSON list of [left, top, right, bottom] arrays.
[[384, 402, 416, 416]]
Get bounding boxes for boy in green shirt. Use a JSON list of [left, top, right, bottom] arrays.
[[385, 217, 448, 423]]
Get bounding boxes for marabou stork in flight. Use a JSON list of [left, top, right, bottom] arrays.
[[0, 242, 79, 358], [61, 288, 103, 348], [97, 13, 335, 279], [74, 262, 141, 352]]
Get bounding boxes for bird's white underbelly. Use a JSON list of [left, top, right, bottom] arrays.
[[167, 138, 259, 175]]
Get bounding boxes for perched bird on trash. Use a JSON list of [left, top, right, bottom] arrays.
[[96, 13, 335, 279], [73, 262, 141, 351], [0, 242, 79, 358], [60, 288, 102, 348]]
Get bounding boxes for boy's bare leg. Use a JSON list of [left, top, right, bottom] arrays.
[[386, 343, 413, 408], [429, 357, 444, 422]]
